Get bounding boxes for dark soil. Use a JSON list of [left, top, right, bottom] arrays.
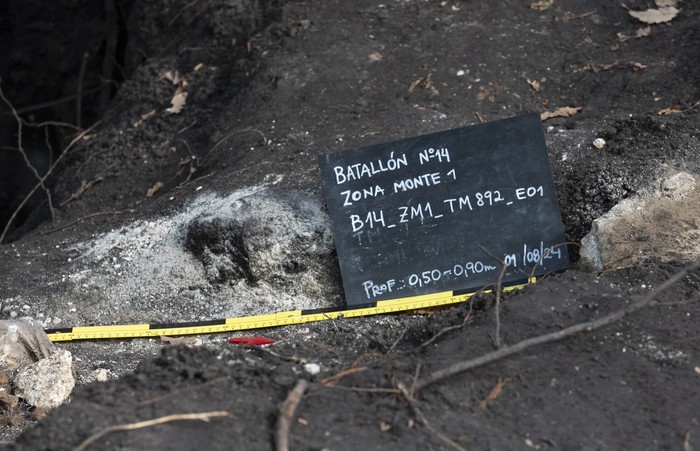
[[1, 0, 699, 449], [9, 266, 700, 450]]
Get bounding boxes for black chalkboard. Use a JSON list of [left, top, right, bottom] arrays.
[[318, 114, 570, 306]]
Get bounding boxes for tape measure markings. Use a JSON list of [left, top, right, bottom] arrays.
[[45, 278, 534, 342]]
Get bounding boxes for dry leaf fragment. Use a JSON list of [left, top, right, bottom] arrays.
[[635, 26, 651, 38], [657, 100, 700, 115], [146, 181, 165, 197], [617, 32, 631, 42], [540, 106, 581, 121], [477, 87, 496, 103], [161, 70, 188, 87], [379, 421, 392, 432], [166, 89, 188, 114], [525, 438, 539, 449], [368, 52, 383, 62], [479, 377, 507, 409], [629, 7, 679, 24], [526, 79, 541, 92], [132, 109, 156, 128], [407, 74, 439, 95], [530, 0, 554, 11], [176, 156, 194, 177], [161, 70, 180, 85], [657, 105, 683, 115]]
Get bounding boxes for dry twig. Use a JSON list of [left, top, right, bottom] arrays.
[[387, 325, 407, 353], [74, 411, 231, 451], [416, 259, 700, 391], [343, 386, 400, 394], [418, 297, 474, 349], [479, 245, 508, 348], [493, 263, 508, 348], [251, 344, 308, 365], [0, 88, 100, 117], [77, 52, 89, 128], [411, 405, 467, 451], [40, 210, 135, 236], [206, 128, 268, 159], [394, 370, 467, 451], [1, 123, 100, 243], [0, 80, 55, 223], [319, 366, 368, 387], [276, 379, 309, 451]]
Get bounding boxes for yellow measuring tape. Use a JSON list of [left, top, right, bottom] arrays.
[[45, 279, 534, 342]]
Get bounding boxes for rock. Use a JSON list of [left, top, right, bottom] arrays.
[[13, 349, 75, 410], [661, 171, 695, 200], [593, 137, 606, 149], [0, 318, 55, 376], [303, 362, 321, 375], [580, 172, 700, 271], [85, 368, 117, 384]]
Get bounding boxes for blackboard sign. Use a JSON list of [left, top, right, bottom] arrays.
[[318, 114, 570, 306]]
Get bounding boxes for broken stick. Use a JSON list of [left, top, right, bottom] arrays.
[[276, 379, 309, 451], [74, 411, 231, 451], [416, 259, 700, 391]]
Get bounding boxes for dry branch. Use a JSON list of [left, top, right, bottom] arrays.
[[0, 80, 55, 224], [40, 209, 136, 236], [74, 411, 231, 451], [276, 379, 309, 451], [0, 123, 99, 243], [206, 128, 268, 159], [0, 88, 100, 116], [319, 366, 368, 387], [479, 245, 508, 348], [394, 372, 467, 451], [416, 259, 700, 391], [77, 52, 89, 128], [418, 298, 473, 349]]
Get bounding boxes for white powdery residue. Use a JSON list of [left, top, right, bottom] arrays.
[[64, 185, 335, 323], [81, 185, 266, 261]]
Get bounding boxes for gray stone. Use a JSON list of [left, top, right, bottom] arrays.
[[661, 171, 696, 200], [0, 318, 55, 377], [580, 172, 700, 271], [13, 349, 75, 410], [84, 368, 117, 384]]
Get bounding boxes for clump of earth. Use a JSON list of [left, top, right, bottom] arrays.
[[1, 0, 699, 449]]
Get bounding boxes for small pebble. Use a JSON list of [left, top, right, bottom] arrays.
[[303, 362, 321, 375], [593, 138, 606, 149], [9, 311, 18, 318]]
